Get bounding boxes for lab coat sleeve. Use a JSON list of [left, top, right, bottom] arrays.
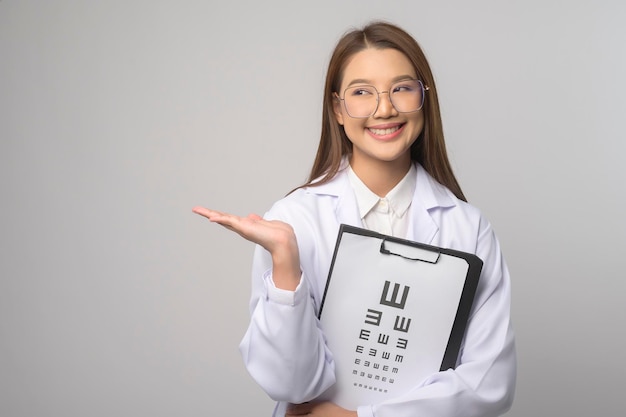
[[357, 215, 517, 417], [238, 243, 337, 404]]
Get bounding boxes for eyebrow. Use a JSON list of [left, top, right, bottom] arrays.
[[346, 75, 416, 87]]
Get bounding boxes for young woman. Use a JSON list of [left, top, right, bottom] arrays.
[[193, 21, 516, 417]]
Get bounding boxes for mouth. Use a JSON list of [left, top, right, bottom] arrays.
[[367, 123, 405, 138]]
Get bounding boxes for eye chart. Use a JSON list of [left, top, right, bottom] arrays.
[[318, 225, 482, 410]]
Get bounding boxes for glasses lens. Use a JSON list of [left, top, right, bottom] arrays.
[[389, 80, 424, 113], [343, 85, 378, 118]]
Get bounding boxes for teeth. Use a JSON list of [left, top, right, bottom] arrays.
[[369, 126, 400, 135]]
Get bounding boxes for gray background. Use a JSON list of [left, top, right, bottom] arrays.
[[1, 1, 624, 416]]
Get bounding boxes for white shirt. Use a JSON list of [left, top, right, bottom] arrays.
[[347, 164, 416, 238]]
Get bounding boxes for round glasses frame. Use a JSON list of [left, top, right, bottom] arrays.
[[335, 79, 429, 119]]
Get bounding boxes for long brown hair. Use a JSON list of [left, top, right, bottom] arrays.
[[296, 21, 466, 202]]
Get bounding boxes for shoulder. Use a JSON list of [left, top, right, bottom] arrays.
[[415, 164, 492, 249], [415, 164, 481, 218], [265, 188, 320, 219], [265, 168, 351, 220]]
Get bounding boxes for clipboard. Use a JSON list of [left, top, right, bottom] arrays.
[[317, 224, 482, 409]]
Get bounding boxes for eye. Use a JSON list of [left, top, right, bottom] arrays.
[[392, 83, 417, 93], [347, 86, 376, 97]]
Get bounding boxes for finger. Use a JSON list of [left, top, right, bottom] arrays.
[[193, 209, 260, 241], [192, 207, 235, 224], [192, 206, 220, 219]]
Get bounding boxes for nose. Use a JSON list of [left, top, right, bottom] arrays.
[[374, 91, 398, 118]]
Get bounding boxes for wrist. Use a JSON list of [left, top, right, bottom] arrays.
[[270, 243, 301, 291]]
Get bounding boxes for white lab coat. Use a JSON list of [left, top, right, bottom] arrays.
[[239, 162, 516, 417]]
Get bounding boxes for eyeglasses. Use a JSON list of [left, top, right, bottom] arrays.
[[336, 79, 428, 118]]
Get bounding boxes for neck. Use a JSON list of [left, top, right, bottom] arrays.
[[350, 155, 412, 197]]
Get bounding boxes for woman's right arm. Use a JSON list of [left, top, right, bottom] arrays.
[[239, 243, 337, 403], [192, 206, 337, 403]]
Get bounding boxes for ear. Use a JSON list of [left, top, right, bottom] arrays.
[[332, 94, 344, 125]]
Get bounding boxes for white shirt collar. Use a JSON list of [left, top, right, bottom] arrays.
[[347, 163, 417, 220]]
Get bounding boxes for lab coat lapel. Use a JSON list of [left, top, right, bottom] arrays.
[[307, 167, 362, 228], [406, 199, 438, 244], [406, 164, 456, 245], [335, 185, 362, 227]]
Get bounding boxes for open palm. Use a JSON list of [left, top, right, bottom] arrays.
[[192, 206, 301, 290]]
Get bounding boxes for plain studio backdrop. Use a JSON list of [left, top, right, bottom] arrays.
[[1, 1, 624, 416]]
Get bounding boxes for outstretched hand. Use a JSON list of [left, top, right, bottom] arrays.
[[192, 207, 293, 252], [192, 206, 301, 290]]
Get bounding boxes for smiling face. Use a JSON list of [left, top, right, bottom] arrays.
[[333, 47, 425, 177]]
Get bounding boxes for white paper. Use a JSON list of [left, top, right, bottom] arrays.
[[318, 231, 470, 409]]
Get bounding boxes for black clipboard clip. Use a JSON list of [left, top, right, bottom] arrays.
[[379, 238, 441, 264]]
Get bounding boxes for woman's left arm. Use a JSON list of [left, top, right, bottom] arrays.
[[354, 215, 516, 417]]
